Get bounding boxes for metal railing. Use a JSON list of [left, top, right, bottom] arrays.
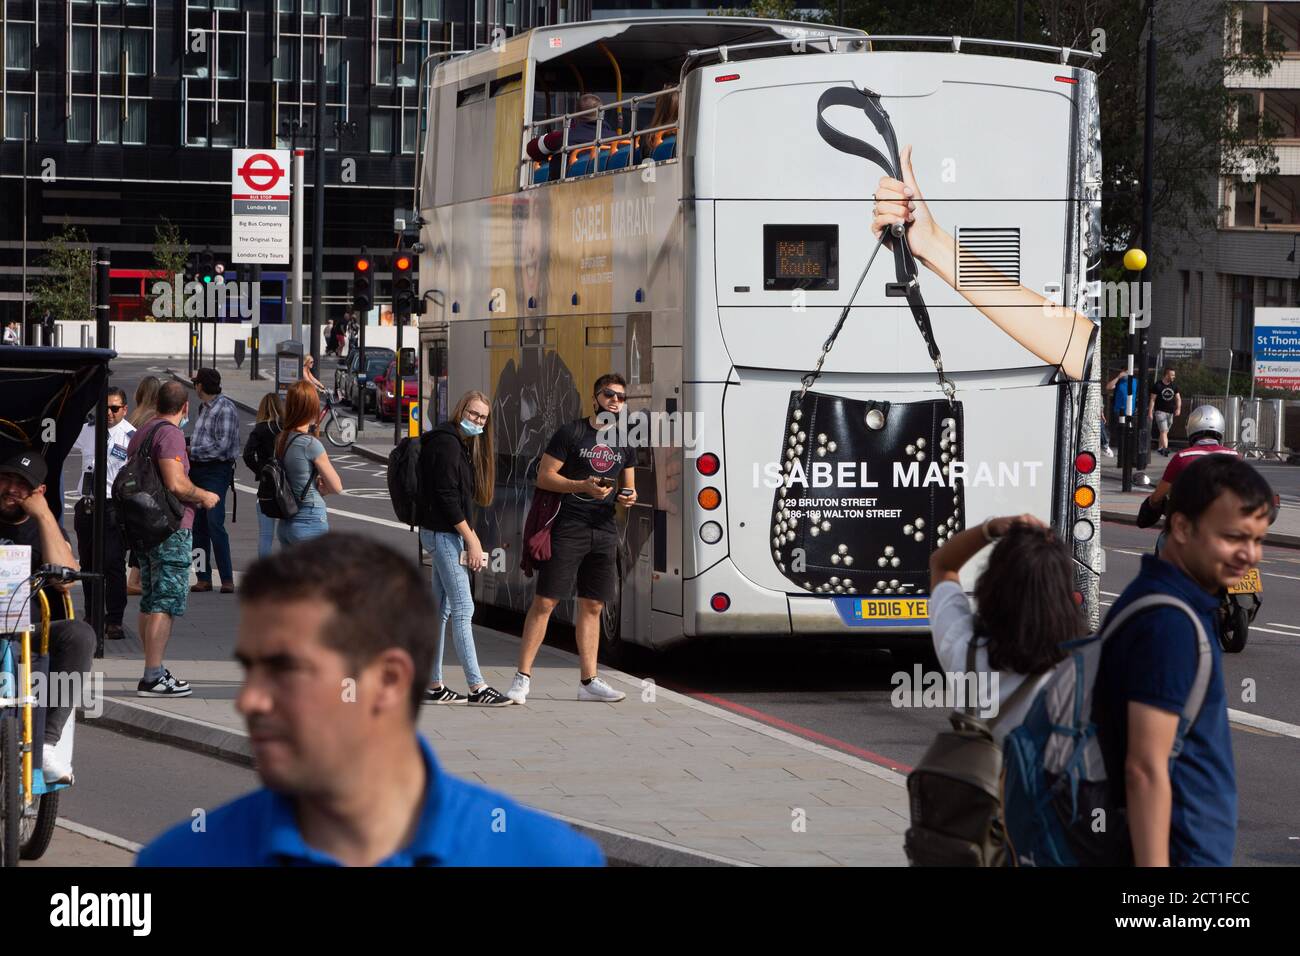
[[521, 84, 680, 187], [1188, 394, 1292, 459]]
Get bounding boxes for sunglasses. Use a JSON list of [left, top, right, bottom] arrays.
[[599, 388, 626, 402], [106, 405, 125, 413]]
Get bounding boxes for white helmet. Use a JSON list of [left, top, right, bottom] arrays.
[[1186, 405, 1225, 441]]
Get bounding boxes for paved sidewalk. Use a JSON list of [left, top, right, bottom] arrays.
[[88, 590, 910, 866]]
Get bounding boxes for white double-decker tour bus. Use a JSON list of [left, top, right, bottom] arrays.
[[417, 17, 1104, 659]]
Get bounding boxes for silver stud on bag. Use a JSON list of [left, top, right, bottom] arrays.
[[890, 557, 900, 568], [789, 435, 798, 447], [866, 409, 885, 430], [795, 444, 804, 455], [883, 546, 895, 557], [810, 527, 820, 537], [890, 579, 899, 588], [820, 520, 831, 532], [794, 409, 803, 421], [842, 556, 853, 567], [878, 557, 888, 567], [831, 554, 841, 565], [790, 422, 800, 435], [817, 433, 827, 444], [916, 438, 926, 449], [827, 441, 837, 453], [876, 580, 887, 589], [914, 531, 924, 542], [915, 518, 925, 530], [903, 524, 914, 535], [798, 431, 806, 441], [816, 447, 827, 457], [837, 544, 849, 555], [830, 576, 840, 585], [916, 451, 926, 461], [905, 444, 916, 456]]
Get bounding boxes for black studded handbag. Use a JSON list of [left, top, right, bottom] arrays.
[[767, 86, 965, 600]]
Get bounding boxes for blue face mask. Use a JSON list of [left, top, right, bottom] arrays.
[[460, 418, 484, 437]]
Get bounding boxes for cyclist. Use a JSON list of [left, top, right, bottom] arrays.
[[0, 449, 95, 784], [301, 355, 327, 394]]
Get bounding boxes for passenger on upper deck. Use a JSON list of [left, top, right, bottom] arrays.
[[526, 93, 604, 178], [639, 85, 679, 159]]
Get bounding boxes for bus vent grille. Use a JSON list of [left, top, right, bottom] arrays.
[[956, 228, 1021, 289]]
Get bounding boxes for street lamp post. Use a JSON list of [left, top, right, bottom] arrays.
[[1135, 0, 1157, 487]]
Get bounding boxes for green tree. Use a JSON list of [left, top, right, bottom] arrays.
[[153, 216, 190, 288], [31, 225, 93, 325], [711, 0, 826, 21]]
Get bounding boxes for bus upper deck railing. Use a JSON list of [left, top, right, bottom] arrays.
[[521, 84, 680, 188]]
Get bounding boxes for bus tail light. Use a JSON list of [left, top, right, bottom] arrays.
[[1072, 519, 1095, 542], [696, 453, 720, 476], [710, 593, 731, 612], [697, 487, 721, 510], [1074, 451, 1096, 475], [1073, 485, 1096, 509], [699, 521, 723, 544]]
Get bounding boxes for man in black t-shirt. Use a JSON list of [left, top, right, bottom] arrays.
[[0, 450, 96, 784], [1148, 367, 1182, 457], [506, 374, 636, 705]]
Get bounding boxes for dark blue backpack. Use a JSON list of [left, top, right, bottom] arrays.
[[1001, 594, 1212, 866]]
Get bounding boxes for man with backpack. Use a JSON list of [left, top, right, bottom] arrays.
[[1096, 456, 1274, 866], [124, 381, 219, 698]]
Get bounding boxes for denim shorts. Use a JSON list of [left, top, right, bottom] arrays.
[[140, 529, 193, 617]]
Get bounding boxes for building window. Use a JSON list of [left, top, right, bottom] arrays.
[[217, 37, 241, 79], [68, 98, 94, 142], [100, 30, 121, 74], [378, 0, 395, 17], [71, 28, 94, 73], [6, 23, 33, 71], [1260, 175, 1300, 226], [323, 0, 341, 14], [403, 0, 419, 20], [213, 0, 240, 9], [212, 104, 241, 146], [402, 110, 417, 154], [1261, 89, 1300, 138], [126, 31, 148, 76], [187, 102, 210, 146], [303, 0, 318, 13], [423, 0, 441, 18], [126, 0, 148, 7], [278, 0, 293, 11], [397, 44, 419, 87], [4, 93, 34, 140], [1232, 275, 1255, 362], [99, 100, 122, 144], [370, 110, 394, 153], [377, 45, 395, 85], [122, 100, 146, 144], [326, 39, 342, 84], [274, 40, 296, 81], [1241, 3, 1300, 54]]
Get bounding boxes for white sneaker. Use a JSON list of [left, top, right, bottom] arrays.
[[505, 672, 530, 704], [41, 744, 73, 785], [577, 676, 626, 703]]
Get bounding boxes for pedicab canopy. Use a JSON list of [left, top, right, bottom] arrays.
[[0, 346, 114, 516]]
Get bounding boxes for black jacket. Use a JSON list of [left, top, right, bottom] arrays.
[[242, 421, 281, 479], [418, 421, 475, 534]]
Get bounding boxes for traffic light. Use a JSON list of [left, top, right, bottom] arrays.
[[184, 253, 197, 285], [352, 247, 373, 313], [392, 252, 414, 324], [199, 247, 216, 285]]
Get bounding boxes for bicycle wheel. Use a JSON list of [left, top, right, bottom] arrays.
[[323, 411, 347, 448], [1, 716, 19, 866], [19, 790, 58, 861]]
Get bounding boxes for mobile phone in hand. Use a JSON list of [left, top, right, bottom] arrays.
[[618, 488, 634, 497]]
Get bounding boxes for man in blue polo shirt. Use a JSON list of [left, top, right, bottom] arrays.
[[137, 533, 603, 867], [1096, 456, 1273, 866]]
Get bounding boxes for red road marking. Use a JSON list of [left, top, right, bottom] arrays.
[[672, 684, 913, 774]]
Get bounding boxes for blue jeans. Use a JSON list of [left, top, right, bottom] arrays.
[[420, 529, 484, 689], [190, 460, 235, 585], [256, 508, 277, 558], [278, 501, 329, 545]]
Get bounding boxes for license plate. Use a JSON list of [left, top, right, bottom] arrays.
[[835, 596, 930, 627], [1228, 568, 1262, 595]]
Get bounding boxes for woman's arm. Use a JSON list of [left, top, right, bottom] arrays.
[[872, 146, 1093, 381], [313, 451, 343, 495]]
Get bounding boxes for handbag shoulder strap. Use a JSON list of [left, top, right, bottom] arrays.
[[960, 634, 1041, 725], [810, 85, 955, 404]]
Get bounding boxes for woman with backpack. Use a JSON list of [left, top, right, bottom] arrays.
[[274, 380, 343, 545], [243, 392, 285, 558], [417, 390, 510, 706], [928, 513, 1084, 740]]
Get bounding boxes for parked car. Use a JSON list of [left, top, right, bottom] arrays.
[[375, 357, 419, 422], [335, 346, 395, 412]]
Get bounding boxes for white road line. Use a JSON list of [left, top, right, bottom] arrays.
[[1265, 623, 1300, 631], [1227, 709, 1300, 740], [1262, 571, 1300, 582], [56, 819, 143, 854], [1250, 626, 1300, 638], [1110, 549, 1145, 557], [233, 482, 412, 532], [1101, 590, 1121, 597]]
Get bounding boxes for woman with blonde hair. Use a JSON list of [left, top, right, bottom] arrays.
[[273, 381, 343, 545], [242, 391, 286, 557], [128, 375, 161, 428], [417, 390, 509, 706]]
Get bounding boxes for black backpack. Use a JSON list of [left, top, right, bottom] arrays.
[[903, 638, 1040, 866], [387, 433, 426, 527], [112, 420, 185, 552], [258, 433, 317, 520]]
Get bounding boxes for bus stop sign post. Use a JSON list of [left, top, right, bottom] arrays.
[[92, 247, 110, 654]]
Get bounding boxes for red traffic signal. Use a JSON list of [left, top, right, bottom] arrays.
[[356, 257, 371, 272], [394, 256, 411, 272]]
